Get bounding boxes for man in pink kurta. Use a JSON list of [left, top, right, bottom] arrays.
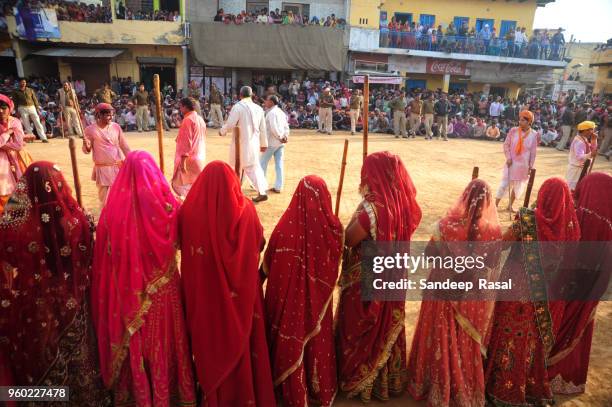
[[0, 94, 25, 213], [82, 103, 131, 206], [172, 97, 206, 198], [566, 120, 597, 190], [495, 110, 537, 211]]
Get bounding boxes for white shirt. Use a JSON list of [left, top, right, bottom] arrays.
[[514, 31, 524, 44], [220, 97, 267, 169], [489, 102, 504, 117], [265, 105, 289, 148]]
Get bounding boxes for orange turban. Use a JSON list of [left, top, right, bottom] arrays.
[[519, 110, 534, 124]]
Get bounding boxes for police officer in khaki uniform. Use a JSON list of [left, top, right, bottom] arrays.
[[318, 88, 335, 135], [349, 89, 363, 135], [389, 91, 408, 138]]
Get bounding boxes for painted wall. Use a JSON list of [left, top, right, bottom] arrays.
[[558, 42, 601, 83], [350, 0, 538, 35], [6, 16, 184, 45], [593, 66, 611, 95], [218, 0, 345, 19]]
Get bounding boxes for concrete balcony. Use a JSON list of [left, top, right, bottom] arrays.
[[7, 16, 184, 45], [349, 27, 567, 68]]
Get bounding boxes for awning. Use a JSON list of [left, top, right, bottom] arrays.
[[32, 48, 125, 58], [137, 57, 176, 66]]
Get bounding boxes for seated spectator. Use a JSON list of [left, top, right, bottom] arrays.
[[540, 123, 558, 146], [485, 120, 501, 141], [473, 117, 487, 139]]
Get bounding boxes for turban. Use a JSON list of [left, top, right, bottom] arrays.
[[95, 103, 114, 114], [519, 110, 534, 124], [0, 93, 14, 113], [577, 120, 596, 131]]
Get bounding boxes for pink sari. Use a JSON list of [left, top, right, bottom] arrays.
[[92, 151, 196, 406]]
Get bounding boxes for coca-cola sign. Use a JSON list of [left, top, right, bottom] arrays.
[[426, 59, 468, 75]]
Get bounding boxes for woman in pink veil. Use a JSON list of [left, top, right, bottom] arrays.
[[91, 150, 196, 406], [408, 179, 503, 406]]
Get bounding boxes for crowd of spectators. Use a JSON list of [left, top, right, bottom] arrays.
[[2, 73, 609, 160], [4, 0, 112, 23], [115, 2, 181, 22], [379, 16, 567, 61], [213, 8, 345, 27]]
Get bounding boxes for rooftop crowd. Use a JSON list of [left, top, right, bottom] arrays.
[[213, 7, 346, 27], [379, 16, 567, 61], [4, 0, 112, 23], [2, 73, 609, 159]]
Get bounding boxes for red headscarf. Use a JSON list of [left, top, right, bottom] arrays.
[[92, 151, 181, 387], [264, 175, 343, 386], [0, 93, 14, 113], [534, 177, 580, 242], [0, 162, 91, 385], [179, 161, 264, 396], [575, 172, 612, 241], [360, 151, 422, 241]]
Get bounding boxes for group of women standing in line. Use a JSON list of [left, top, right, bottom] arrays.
[[0, 148, 609, 407]]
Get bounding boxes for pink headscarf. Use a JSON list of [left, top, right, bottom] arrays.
[[0, 94, 14, 113], [92, 150, 181, 386]]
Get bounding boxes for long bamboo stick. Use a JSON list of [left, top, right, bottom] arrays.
[[335, 139, 349, 216], [471, 166, 479, 180], [362, 75, 369, 163], [153, 74, 165, 173], [523, 168, 536, 208], [578, 158, 591, 185], [68, 137, 83, 207], [234, 127, 241, 178]]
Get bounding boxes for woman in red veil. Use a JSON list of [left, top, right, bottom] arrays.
[[179, 160, 275, 406], [91, 151, 196, 405], [335, 151, 422, 402], [264, 175, 343, 406], [547, 172, 612, 394], [408, 179, 502, 406], [0, 162, 110, 405], [485, 178, 580, 406]]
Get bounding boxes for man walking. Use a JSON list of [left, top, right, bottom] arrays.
[[95, 83, 117, 105], [434, 92, 450, 141], [261, 95, 289, 194], [422, 93, 436, 140], [82, 103, 131, 206], [408, 93, 423, 138], [172, 97, 206, 199], [390, 90, 407, 138], [318, 87, 335, 135], [557, 102, 575, 150], [133, 83, 150, 132], [349, 89, 363, 135], [489, 96, 504, 122], [57, 81, 82, 137], [220, 86, 269, 203], [566, 121, 597, 190], [208, 83, 224, 128], [12, 78, 48, 142]]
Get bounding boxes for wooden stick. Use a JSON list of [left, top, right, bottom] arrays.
[[335, 139, 349, 216], [58, 109, 65, 138], [471, 166, 479, 180], [588, 153, 596, 173], [523, 168, 536, 208], [362, 75, 369, 163], [578, 158, 591, 184], [67, 83, 85, 138], [153, 74, 165, 173], [234, 127, 241, 178], [68, 137, 83, 207]]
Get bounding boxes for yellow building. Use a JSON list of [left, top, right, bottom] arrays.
[[6, 0, 187, 94], [348, 0, 563, 98], [590, 47, 612, 95]]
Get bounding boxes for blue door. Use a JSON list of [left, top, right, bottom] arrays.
[[406, 79, 427, 91], [419, 14, 435, 28], [453, 16, 469, 30], [475, 18, 494, 33], [394, 12, 412, 25], [449, 82, 466, 93], [500, 20, 516, 37]]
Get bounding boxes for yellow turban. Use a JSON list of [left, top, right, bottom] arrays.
[[577, 121, 596, 131]]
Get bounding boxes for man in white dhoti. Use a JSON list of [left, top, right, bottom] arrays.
[[566, 120, 597, 190], [220, 86, 269, 203], [495, 110, 538, 212]]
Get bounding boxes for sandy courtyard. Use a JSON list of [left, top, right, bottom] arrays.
[[26, 129, 612, 406]]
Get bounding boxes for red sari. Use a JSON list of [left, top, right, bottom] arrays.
[[547, 172, 612, 394], [179, 160, 275, 406], [408, 179, 502, 406], [0, 162, 110, 405], [485, 178, 580, 406], [264, 175, 343, 407], [92, 151, 196, 406], [336, 151, 422, 402]]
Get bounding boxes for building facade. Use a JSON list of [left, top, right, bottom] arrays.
[[590, 46, 612, 96], [347, 0, 565, 98]]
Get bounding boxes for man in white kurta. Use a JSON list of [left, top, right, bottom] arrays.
[[495, 110, 538, 212], [261, 95, 289, 193], [566, 120, 597, 190], [219, 86, 269, 202]]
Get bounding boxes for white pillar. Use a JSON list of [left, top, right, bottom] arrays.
[[442, 73, 450, 93]]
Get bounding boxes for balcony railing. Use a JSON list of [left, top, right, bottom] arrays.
[[379, 30, 566, 61]]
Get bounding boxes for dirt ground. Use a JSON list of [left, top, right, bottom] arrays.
[[26, 129, 612, 406]]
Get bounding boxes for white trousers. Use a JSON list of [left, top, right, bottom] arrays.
[[349, 109, 360, 133], [495, 178, 527, 200], [209, 103, 224, 128], [242, 164, 269, 195], [62, 107, 82, 136], [18, 105, 47, 140], [318, 107, 332, 133], [565, 164, 583, 190]]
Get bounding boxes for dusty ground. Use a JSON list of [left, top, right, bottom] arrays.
[[27, 129, 612, 406]]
